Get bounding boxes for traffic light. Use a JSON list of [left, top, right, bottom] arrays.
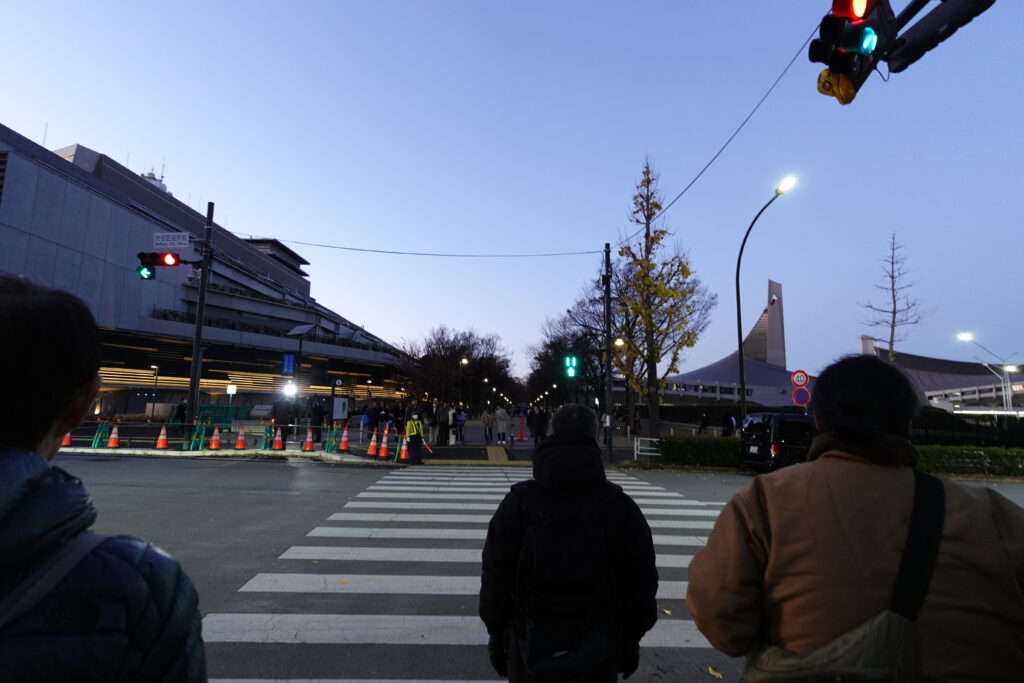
[[809, 0, 895, 105], [136, 252, 182, 279], [564, 354, 578, 379]]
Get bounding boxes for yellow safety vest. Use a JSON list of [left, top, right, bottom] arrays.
[[406, 420, 424, 437]]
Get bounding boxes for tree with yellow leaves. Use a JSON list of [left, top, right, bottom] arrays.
[[616, 159, 716, 438]]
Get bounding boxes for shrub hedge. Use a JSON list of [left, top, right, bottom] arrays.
[[657, 435, 744, 468], [651, 435, 1024, 476]]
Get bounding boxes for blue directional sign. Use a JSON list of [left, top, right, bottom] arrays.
[[282, 353, 295, 376]]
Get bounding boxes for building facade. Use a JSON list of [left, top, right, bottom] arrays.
[[0, 122, 406, 419]]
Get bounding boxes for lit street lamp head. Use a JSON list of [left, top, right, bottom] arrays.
[[775, 175, 798, 195], [956, 332, 974, 342]]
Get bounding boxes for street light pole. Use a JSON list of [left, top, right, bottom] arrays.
[[603, 242, 613, 464], [150, 365, 159, 419], [736, 177, 797, 425]]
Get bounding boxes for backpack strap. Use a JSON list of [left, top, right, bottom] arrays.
[[889, 470, 945, 620], [0, 531, 108, 630]]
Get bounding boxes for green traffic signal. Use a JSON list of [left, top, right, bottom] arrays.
[[564, 354, 578, 378], [136, 265, 155, 280]]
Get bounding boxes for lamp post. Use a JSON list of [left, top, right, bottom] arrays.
[[956, 332, 1017, 417], [458, 357, 468, 405], [736, 176, 797, 425], [149, 365, 159, 419]]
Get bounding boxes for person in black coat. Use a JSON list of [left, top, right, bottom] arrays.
[[480, 404, 658, 681], [0, 274, 206, 681]]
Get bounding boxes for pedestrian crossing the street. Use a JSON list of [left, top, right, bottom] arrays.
[[204, 466, 727, 682]]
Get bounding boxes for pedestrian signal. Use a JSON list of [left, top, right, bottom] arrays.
[[564, 354, 578, 379]]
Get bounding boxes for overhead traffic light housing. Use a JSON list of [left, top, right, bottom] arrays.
[[564, 354, 578, 379], [809, 0, 895, 105], [136, 252, 183, 279]]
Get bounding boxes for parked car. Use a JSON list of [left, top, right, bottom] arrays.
[[742, 412, 817, 471]]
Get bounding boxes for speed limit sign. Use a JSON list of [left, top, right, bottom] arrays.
[[791, 369, 809, 387]]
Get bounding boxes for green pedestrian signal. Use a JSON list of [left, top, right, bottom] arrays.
[[564, 354, 578, 378]]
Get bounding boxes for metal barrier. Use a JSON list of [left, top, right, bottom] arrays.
[[633, 437, 660, 460]]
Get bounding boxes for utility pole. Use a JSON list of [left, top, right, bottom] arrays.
[[186, 202, 214, 428], [603, 242, 613, 464]]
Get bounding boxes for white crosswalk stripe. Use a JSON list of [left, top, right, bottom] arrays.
[[203, 466, 726, 680]]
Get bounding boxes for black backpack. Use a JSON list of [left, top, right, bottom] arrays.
[[513, 484, 619, 681]]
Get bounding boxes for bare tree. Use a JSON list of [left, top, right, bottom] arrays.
[[862, 233, 931, 363]]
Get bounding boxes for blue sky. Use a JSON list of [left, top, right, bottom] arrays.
[[3, 1, 1021, 378]]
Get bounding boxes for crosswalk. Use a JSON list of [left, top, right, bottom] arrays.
[[204, 466, 726, 682]]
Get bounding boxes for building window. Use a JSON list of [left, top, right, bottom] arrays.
[[0, 151, 7, 207], [720, 387, 734, 395]]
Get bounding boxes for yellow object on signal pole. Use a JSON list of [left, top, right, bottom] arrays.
[[817, 69, 857, 105]]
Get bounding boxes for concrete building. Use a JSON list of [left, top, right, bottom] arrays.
[[0, 122, 406, 419], [661, 280, 811, 409]]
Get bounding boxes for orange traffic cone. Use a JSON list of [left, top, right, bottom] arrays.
[[272, 427, 284, 450], [302, 426, 315, 452], [339, 424, 350, 452], [378, 430, 389, 460], [106, 424, 120, 448], [155, 425, 169, 449], [209, 425, 222, 450], [61, 432, 72, 447], [235, 426, 246, 450], [397, 437, 409, 462], [367, 428, 379, 456]]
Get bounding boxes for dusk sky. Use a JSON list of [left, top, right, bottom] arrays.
[[3, 1, 1020, 378]]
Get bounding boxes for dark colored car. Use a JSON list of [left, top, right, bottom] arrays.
[[742, 412, 817, 471]]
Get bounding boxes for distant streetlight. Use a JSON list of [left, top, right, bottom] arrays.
[[736, 175, 798, 424], [458, 358, 469, 404], [614, 337, 625, 348], [282, 382, 297, 397], [956, 332, 1017, 415]]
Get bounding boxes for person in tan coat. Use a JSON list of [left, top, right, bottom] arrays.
[[686, 354, 1024, 682]]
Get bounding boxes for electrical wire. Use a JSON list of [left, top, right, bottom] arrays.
[[237, 27, 817, 260], [615, 26, 818, 249]]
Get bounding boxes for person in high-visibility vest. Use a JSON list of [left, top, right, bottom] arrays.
[[405, 411, 425, 465]]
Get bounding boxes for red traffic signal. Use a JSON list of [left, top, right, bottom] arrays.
[[160, 252, 181, 266], [832, 0, 869, 20]]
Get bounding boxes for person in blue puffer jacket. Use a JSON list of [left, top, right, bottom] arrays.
[[0, 273, 206, 682]]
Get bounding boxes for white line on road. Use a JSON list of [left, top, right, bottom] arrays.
[[342, 501, 720, 517], [366, 485, 682, 496], [356, 491, 723, 506], [307, 527, 708, 547], [328, 512, 493, 523], [237, 573, 687, 600], [202, 613, 708, 647], [279, 546, 693, 568]]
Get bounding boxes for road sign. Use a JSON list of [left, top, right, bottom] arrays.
[[793, 387, 812, 406], [791, 369, 810, 387], [153, 232, 191, 250]]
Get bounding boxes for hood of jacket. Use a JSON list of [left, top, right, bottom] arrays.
[[0, 447, 96, 576], [531, 434, 606, 491]]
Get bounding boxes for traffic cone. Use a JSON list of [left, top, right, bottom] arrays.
[[209, 425, 221, 450], [518, 418, 524, 441], [235, 426, 246, 450], [61, 432, 72, 447], [302, 426, 315, 452], [155, 425, 169, 449], [397, 436, 409, 462], [106, 424, 120, 448], [378, 430, 389, 460], [272, 427, 284, 450], [367, 428, 379, 456], [339, 424, 349, 452]]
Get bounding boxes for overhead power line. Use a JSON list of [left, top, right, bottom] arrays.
[[237, 27, 816, 260]]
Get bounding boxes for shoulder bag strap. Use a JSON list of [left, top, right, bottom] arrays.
[[889, 469, 945, 620], [0, 531, 108, 630]]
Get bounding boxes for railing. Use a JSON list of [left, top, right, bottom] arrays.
[[634, 437, 660, 460]]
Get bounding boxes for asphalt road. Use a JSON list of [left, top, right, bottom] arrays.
[[52, 454, 1024, 682]]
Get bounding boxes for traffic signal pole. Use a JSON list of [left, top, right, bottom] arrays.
[[186, 202, 214, 428], [603, 243, 614, 464]]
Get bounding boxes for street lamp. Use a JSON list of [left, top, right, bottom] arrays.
[[956, 332, 1017, 415], [736, 175, 797, 425], [286, 323, 315, 399], [149, 365, 159, 419]]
